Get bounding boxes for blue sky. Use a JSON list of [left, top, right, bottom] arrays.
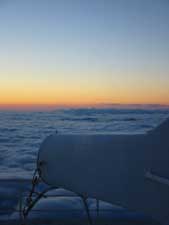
[[0, 0, 169, 107]]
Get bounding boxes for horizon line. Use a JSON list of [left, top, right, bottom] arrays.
[[0, 103, 169, 111]]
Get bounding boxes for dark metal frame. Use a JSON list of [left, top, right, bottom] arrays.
[[20, 167, 98, 225]]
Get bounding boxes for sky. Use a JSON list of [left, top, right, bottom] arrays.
[[0, 0, 169, 110]]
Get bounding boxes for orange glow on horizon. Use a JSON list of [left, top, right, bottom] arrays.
[[0, 98, 169, 111], [0, 75, 169, 110], [1, 94, 169, 110]]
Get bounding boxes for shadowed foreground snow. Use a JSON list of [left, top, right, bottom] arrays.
[[0, 179, 157, 225]]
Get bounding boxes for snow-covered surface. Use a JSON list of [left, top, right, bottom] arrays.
[[0, 108, 168, 224], [38, 119, 169, 225], [0, 179, 156, 225]]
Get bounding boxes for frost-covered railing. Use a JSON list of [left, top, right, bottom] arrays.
[[0, 178, 102, 225]]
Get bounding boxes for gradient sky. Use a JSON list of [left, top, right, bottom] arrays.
[[0, 0, 169, 109]]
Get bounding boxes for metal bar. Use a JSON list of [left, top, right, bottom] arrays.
[[81, 196, 93, 225], [96, 199, 99, 217]]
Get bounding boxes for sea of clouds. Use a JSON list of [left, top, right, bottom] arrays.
[[0, 108, 169, 177]]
